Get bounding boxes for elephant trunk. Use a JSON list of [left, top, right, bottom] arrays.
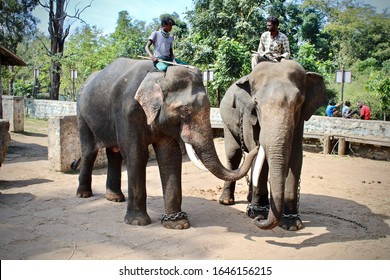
[[181, 109, 258, 182], [253, 126, 292, 230]]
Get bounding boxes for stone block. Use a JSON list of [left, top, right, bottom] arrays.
[[0, 120, 11, 167], [48, 115, 107, 172], [1, 96, 24, 132]]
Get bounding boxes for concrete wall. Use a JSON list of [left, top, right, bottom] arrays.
[[0, 120, 11, 167], [47, 115, 157, 172], [2, 96, 24, 132], [304, 115, 390, 140], [48, 115, 107, 172]]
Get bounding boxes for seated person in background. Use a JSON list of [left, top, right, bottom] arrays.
[[326, 100, 343, 117], [348, 101, 371, 120], [342, 101, 352, 118]]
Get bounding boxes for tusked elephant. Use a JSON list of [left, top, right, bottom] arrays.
[[219, 60, 326, 230], [76, 58, 258, 230]]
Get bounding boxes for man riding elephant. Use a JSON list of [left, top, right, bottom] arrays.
[[251, 16, 291, 68]]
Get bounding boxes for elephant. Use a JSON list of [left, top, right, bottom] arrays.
[[218, 60, 326, 231], [76, 58, 258, 230]]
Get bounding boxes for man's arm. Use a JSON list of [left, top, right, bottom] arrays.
[[144, 40, 158, 62], [280, 34, 290, 59]]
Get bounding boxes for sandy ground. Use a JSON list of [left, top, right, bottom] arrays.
[[0, 119, 389, 260]]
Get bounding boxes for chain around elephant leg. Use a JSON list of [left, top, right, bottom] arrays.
[[161, 211, 190, 230]]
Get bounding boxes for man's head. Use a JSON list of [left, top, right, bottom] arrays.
[[161, 16, 176, 32], [266, 16, 279, 32], [345, 101, 351, 107], [357, 101, 363, 108]]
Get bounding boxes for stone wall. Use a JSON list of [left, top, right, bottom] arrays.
[[25, 99, 76, 119]]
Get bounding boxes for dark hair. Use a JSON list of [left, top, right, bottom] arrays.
[[161, 16, 176, 26], [267, 16, 279, 26], [328, 99, 336, 105], [345, 101, 351, 106]]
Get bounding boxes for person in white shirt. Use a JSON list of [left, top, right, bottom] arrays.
[[251, 16, 291, 69]]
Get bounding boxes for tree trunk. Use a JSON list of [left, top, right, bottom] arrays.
[[48, 0, 69, 100]]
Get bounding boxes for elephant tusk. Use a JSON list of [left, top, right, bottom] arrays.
[[184, 143, 208, 172], [252, 145, 265, 187]]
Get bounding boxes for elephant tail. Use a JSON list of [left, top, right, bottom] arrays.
[[71, 158, 81, 170]]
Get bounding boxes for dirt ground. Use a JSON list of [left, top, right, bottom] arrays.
[[0, 118, 389, 260]]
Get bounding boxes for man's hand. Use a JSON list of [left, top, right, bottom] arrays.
[[264, 54, 277, 62], [151, 55, 158, 63]]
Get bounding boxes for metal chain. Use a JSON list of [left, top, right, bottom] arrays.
[[301, 210, 368, 230], [161, 211, 188, 223], [239, 113, 250, 186]]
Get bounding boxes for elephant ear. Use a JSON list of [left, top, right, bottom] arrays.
[[235, 74, 251, 93], [232, 75, 257, 124], [134, 72, 164, 125], [302, 72, 327, 121]]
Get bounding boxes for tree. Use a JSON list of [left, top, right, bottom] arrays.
[[179, 0, 267, 105], [110, 10, 148, 59], [0, 0, 39, 52], [304, 0, 390, 68], [61, 24, 108, 100], [38, 0, 91, 100]]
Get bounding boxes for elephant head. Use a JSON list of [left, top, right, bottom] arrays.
[[240, 60, 326, 229], [134, 65, 258, 182]]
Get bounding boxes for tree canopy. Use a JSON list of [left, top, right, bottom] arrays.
[[1, 0, 389, 119]]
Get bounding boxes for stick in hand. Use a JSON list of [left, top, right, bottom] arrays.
[[138, 56, 195, 69]]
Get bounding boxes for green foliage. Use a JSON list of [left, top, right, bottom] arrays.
[[0, 0, 39, 52], [209, 37, 251, 106], [366, 69, 390, 120], [1, 0, 389, 120]]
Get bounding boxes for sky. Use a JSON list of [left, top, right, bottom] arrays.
[[33, 0, 194, 34], [32, 0, 388, 35]]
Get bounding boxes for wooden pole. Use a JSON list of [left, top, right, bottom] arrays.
[[338, 138, 346, 156]]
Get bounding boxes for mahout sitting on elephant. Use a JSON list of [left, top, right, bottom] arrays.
[[219, 60, 326, 231], [76, 58, 258, 230]]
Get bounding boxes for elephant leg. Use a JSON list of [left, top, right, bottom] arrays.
[[281, 131, 304, 231], [105, 148, 125, 202], [77, 118, 98, 198], [247, 160, 270, 219], [219, 127, 241, 205], [154, 138, 190, 230], [123, 145, 151, 226]]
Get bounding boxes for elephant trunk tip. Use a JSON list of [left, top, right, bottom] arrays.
[[253, 216, 280, 230]]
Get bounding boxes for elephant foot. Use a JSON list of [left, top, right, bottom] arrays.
[[124, 212, 151, 226], [218, 191, 235, 205], [246, 204, 269, 219], [161, 211, 190, 230], [105, 190, 125, 202], [280, 214, 304, 231], [76, 186, 93, 198]]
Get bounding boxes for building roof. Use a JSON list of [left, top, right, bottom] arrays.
[[0, 45, 27, 66]]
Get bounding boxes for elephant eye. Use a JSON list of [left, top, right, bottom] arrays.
[[179, 105, 191, 118]]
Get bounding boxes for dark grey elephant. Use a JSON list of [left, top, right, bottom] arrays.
[[76, 58, 257, 230], [219, 60, 326, 230]]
